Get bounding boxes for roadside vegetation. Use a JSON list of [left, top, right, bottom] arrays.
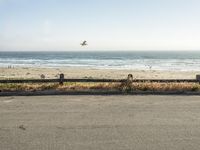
[[0, 82, 200, 93]]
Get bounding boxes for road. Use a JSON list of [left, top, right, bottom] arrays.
[[0, 95, 200, 150]]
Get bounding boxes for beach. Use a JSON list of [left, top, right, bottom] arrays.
[[0, 51, 200, 80], [0, 67, 199, 79], [1, 51, 200, 80]]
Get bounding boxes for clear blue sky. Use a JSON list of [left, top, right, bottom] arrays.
[[0, 0, 200, 51]]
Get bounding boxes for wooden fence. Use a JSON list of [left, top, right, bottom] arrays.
[[0, 74, 200, 85]]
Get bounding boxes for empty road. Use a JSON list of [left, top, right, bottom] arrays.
[[0, 95, 200, 150]]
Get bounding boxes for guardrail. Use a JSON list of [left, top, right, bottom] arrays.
[[0, 74, 200, 85]]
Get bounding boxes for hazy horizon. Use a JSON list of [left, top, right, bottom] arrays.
[[1, 49, 200, 52], [1, 0, 200, 51]]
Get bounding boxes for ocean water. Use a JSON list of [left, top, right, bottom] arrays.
[[0, 51, 200, 71]]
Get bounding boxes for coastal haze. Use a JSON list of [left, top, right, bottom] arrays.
[[0, 0, 200, 51], [1, 0, 200, 150]]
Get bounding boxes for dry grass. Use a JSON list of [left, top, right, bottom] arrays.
[[0, 82, 200, 92], [59, 82, 121, 91], [129, 82, 200, 92], [0, 83, 59, 92]]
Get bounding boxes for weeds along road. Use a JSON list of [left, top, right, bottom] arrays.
[[0, 95, 200, 150]]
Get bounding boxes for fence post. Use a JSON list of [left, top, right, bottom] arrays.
[[196, 75, 200, 83], [127, 74, 133, 83], [124, 74, 133, 92], [59, 74, 64, 85]]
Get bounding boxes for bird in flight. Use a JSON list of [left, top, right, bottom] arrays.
[[80, 41, 88, 46]]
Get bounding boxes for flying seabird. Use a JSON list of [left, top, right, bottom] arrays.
[[80, 41, 88, 46]]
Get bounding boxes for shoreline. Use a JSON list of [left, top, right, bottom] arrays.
[[0, 67, 199, 79]]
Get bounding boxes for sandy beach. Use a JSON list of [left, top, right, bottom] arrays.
[[0, 67, 199, 79]]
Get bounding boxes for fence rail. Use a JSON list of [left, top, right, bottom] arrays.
[[0, 74, 200, 84]]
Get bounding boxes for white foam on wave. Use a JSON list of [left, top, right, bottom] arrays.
[[1, 50, 200, 71]]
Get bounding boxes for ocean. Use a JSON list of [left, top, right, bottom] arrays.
[[0, 51, 200, 71]]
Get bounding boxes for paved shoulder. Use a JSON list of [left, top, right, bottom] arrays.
[[0, 96, 200, 150]]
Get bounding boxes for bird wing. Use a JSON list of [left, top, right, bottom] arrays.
[[80, 41, 87, 46]]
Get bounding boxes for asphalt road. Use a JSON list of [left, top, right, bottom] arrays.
[[0, 95, 200, 150]]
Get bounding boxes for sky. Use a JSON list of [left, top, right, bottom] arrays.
[[0, 0, 200, 51]]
